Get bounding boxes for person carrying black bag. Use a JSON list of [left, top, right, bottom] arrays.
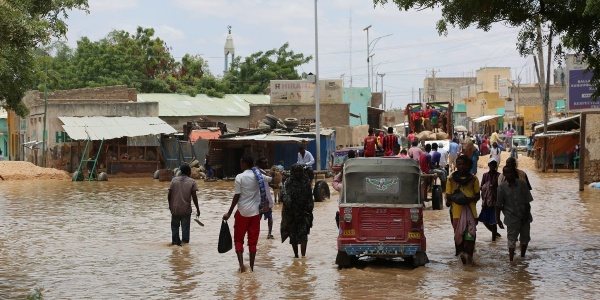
[[222, 155, 271, 273]]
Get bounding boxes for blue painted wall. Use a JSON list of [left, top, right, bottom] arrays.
[[343, 87, 370, 126], [274, 132, 336, 170]]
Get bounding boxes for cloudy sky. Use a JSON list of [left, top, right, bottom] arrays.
[[63, 0, 549, 109]]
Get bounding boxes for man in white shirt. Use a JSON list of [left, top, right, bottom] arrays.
[[223, 154, 271, 273], [297, 146, 315, 185], [437, 143, 449, 174], [297, 146, 315, 167]]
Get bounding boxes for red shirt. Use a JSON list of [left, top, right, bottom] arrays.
[[364, 136, 377, 157], [383, 135, 398, 156], [419, 152, 431, 173]]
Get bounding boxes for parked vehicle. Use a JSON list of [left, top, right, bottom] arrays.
[[336, 158, 429, 268], [512, 135, 528, 152], [405, 102, 453, 139], [332, 146, 364, 173]]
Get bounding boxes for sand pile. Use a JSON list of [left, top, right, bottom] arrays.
[[476, 150, 536, 171], [0, 161, 71, 180]]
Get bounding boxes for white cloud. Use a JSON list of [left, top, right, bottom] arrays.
[[155, 25, 186, 41], [88, 0, 140, 13]]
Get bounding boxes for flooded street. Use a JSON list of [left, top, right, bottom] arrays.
[[1, 170, 599, 299]]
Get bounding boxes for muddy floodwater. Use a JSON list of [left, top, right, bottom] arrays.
[[1, 171, 599, 299]]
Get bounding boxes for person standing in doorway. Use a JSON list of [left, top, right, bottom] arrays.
[[167, 164, 200, 246], [496, 165, 534, 261], [223, 154, 271, 272], [281, 164, 314, 258]]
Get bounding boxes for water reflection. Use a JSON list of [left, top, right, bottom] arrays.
[[0, 171, 598, 299], [167, 246, 199, 296]]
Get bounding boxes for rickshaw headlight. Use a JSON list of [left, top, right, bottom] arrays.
[[410, 208, 419, 222], [343, 213, 352, 222]]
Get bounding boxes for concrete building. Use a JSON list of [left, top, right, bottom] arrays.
[[22, 86, 176, 172], [423, 76, 476, 104]]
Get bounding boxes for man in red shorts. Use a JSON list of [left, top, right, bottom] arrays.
[[223, 154, 271, 272]]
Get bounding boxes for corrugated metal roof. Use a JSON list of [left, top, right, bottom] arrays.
[[534, 114, 580, 131], [535, 130, 579, 138], [472, 115, 503, 123], [59, 116, 177, 141], [136, 93, 271, 117], [226, 134, 313, 142]]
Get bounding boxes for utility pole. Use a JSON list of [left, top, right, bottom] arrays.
[[364, 25, 371, 91], [378, 73, 385, 109], [42, 64, 48, 167], [428, 69, 438, 102]]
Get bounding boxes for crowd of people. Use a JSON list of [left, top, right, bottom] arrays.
[[360, 126, 535, 265], [165, 126, 535, 272]]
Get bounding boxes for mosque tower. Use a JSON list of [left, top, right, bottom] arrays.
[[224, 25, 235, 73]]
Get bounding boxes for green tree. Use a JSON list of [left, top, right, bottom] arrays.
[[0, 0, 88, 116], [224, 42, 312, 94]]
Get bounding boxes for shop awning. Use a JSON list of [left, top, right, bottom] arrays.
[[225, 134, 313, 143], [534, 114, 580, 132], [472, 115, 503, 123], [59, 116, 177, 141]]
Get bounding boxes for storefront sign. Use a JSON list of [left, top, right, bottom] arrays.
[[569, 69, 599, 111]]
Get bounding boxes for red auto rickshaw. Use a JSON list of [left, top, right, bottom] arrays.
[[336, 157, 429, 267]]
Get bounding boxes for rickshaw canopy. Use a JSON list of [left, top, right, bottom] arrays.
[[342, 158, 421, 205]]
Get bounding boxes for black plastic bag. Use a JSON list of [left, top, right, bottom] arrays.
[[218, 220, 232, 253]]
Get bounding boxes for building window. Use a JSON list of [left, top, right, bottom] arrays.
[[494, 75, 500, 90]]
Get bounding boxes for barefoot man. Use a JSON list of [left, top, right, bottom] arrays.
[[223, 154, 271, 272]]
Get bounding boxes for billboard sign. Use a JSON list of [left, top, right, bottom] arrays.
[[270, 79, 342, 104], [568, 69, 600, 110]]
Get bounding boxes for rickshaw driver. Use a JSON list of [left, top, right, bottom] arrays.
[[297, 146, 315, 187]]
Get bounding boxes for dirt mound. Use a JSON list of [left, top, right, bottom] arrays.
[[476, 151, 536, 171], [0, 161, 71, 180]]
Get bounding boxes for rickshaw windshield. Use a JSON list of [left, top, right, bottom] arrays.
[[333, 154, 347, 167], [342, 158, 421, 205]]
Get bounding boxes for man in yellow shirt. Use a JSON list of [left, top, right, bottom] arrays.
[[490, 130, 504, 151]]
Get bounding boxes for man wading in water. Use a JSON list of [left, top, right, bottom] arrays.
[[496, 165, 534, 261], [223, 155, 271, 272], [167, 164, 200, 246]]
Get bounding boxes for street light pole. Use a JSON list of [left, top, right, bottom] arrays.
[[314, 0, 321, 171], [363, 25, 371, 90], [369, 53, 375, 90]]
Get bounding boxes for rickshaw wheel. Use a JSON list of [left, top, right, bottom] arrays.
[[313, 180, 330, 202], [335, 251, 357, 268], [406, 251, 429, 267], [431, 185, 443, 210]]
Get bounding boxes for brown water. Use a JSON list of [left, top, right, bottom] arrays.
[[1, 171, 599, 299]]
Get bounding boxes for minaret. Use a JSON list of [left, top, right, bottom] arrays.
[[224, 25, 235, 73]]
